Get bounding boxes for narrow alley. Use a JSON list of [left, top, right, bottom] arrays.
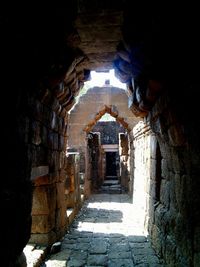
[[41, 194, 163, 267]]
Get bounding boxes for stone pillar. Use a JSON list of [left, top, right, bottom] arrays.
[[65, 153, 81, 211], [131, 121, 152, 233], [119, 133, 129, 191]]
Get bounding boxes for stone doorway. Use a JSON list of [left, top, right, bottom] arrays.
[[106, 151, 118, 177]]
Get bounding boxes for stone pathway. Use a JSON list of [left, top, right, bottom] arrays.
[[41, 194, 164, 267]]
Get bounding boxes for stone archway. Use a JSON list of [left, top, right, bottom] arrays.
[[67, 86, 140, 196], [67, 86, 140, 151], [83, 104, 132, 133], [82, 104, 132, 194]]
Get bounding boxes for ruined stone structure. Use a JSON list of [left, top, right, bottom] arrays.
[[67, 86, 137, 195], [87, 121, 129, 193], [67, 86, 139, 150], [1, 1, 200, 266]]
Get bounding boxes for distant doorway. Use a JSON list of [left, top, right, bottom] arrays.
[[106, 152, 117, 176]]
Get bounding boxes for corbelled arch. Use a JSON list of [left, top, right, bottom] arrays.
[[83, 104, 131, 133]]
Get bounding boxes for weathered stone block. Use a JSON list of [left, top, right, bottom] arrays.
[[160, 180, 170, 208], [32, 185, 56, 215], [150, 117, 164, 135], [150, 224, 163, 257], [33, 175, 56, 186], [150, 135, 158, 159], [150, 159, 156, 180], [161, 159, 170, 179], [56, 182, 66, 209], [31, 213, 55, 233], [55, 207, 68, 230], [165, 235, 177, 266], [31, 166, 49, 181], [29, 231, 56, 245], [66, 192, 76, 207], [148, 196, 156, 225], [154, 204, 168, 232], [168, 124, 185, 146], [148, 180, 156, 199]]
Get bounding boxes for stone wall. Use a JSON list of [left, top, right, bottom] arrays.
[[92, 121, 125, 144], [68, 86, 140, 150], [148, 92, 200, 266], [131, 121, 151, 232], [131, 91, 200, 266], [28, 93, 68, 245]]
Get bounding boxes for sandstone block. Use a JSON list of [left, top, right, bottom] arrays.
[[32, 185, 56, 215], [31, 213, 55, 233]]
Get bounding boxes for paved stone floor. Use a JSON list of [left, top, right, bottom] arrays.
[[40, 194, 164, 267]]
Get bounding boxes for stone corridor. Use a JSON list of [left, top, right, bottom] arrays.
[[2, 2, 200, 266], [41, 194, 163, 267]]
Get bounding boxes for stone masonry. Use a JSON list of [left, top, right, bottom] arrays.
[[42, 194, 164, 267], [1, 2, 200, 267]]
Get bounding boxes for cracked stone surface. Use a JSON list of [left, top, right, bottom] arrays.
[[41, 194, 164, 266]]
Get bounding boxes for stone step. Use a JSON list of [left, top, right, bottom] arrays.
[[105, 176, 118, 180], [99, 183, 127, 194], [101, 186, 121, 191], [103, 180, 119, 186], [100, 188, 122, 194]]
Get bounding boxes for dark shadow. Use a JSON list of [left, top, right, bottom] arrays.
[[79, 208, 123, 223], [106, 152, 117, 176]]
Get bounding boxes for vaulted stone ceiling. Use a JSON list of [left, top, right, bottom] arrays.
[[75, 0, 124, 71]]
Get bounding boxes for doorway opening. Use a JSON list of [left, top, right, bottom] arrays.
[[106, 151, 118, 177]]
